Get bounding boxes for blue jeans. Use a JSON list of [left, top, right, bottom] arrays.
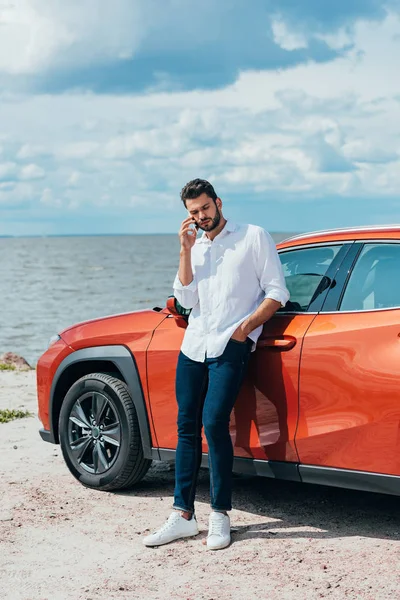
[[173, 338, 252, 513]]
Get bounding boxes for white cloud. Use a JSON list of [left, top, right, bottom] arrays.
[[0, 181, 32, 205], [128, 190, 175, 209], [316, 28, 353, 50], [271, 13, 356, 52], [0, 161, 17, 181], [342, 139, 399, 164], [99, 113, 199, 160], [59, 141, 98, 160], [0, 181, 16, 191], [271, 17, 309, 51], [0, 11, 399, 217], [19, 163, 45, 180], [40, 187, 62, 207], [0, 1, 148, 75], [66, 171, 81, 187], [17, 143, 47, 159]]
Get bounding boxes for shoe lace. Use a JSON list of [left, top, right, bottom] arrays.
[[156, 513, 179, 535], [209, 515, 225, 537]]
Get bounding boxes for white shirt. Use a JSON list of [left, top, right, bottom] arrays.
[[173, 220, 290, 362]]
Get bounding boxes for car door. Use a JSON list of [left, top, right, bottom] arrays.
[[147, 243, 351, 463], [235, 242, 351, 464], [296, 240, 400, 476]]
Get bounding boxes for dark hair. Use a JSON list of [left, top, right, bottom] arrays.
[[180, 178, 217, 207]]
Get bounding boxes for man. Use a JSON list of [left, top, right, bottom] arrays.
[[143, 179, 289, 550]]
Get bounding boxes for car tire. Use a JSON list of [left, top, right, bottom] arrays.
[[59, 372, 151, 491]]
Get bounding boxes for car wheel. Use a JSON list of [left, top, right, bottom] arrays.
[[58, 373, 151, 491]]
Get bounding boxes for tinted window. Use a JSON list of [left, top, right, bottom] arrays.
[[340, 243, 400, 311], [279, 245, 341, 312]]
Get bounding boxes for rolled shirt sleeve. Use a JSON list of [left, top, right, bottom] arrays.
[[255, 228, 290, 307], [173, 272, 199, 309]]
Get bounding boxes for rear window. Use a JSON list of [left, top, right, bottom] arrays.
[[340, 243, 400, 311]]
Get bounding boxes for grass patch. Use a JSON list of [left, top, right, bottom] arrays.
[[0, 363, 16, 371], [0, 409, 32, 423]]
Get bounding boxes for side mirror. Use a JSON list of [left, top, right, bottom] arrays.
[[166, 296, 192, 318]]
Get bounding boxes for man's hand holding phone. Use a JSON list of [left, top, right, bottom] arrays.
[[179, 217, 198, 252]]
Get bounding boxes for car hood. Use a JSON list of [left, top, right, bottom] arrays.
[[59, 309, 168, 351]]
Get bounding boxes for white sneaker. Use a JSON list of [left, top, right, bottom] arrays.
[[143, 511, 199, 547], [207, 511, 231, 550]]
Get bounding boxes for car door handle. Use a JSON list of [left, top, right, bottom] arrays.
[[257, 336, 297, 350]]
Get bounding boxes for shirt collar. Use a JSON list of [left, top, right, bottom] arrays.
[[198, 219, 237, 243]]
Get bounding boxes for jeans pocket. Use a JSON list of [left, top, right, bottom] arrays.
[[227, 338, 252, 366], [229, 337, 249, 346]]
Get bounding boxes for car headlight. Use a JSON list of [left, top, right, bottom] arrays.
[[47, 334, 61, 349]]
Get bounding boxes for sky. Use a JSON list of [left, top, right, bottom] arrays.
[[1, 0, 400, 236]]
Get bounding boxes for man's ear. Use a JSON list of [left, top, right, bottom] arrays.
[[216, 197, 222, 209]]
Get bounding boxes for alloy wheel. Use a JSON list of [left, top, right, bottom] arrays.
[[67, 391, 121, 474]]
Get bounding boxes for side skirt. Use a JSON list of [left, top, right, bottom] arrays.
[[299, 465, 400, 497], [153, 449, 400, 496], [154, 449, 301, 482]]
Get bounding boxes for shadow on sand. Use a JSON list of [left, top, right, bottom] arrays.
[[115, 463, 400, 544]]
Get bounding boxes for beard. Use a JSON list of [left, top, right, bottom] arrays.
[[197, 205, 221, 232]]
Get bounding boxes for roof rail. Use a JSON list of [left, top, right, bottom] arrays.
[[282, 224, 400, 243]]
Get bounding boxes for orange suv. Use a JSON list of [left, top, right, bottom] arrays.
[[37, 225, 400, 496]]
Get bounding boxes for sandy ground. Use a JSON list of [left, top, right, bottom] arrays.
[[1, 371, 400, 600]]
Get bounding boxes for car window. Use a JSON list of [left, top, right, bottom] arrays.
[[279, 245, 341, 312], [340, 243, 400, 311]]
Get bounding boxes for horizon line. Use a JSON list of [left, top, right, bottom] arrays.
[[0, 230, 299, 239]]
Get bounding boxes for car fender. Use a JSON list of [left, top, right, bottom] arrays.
[[47, 345, 152, 459]]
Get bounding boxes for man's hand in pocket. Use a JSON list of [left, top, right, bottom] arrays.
[[230, 323, 250, 343]]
